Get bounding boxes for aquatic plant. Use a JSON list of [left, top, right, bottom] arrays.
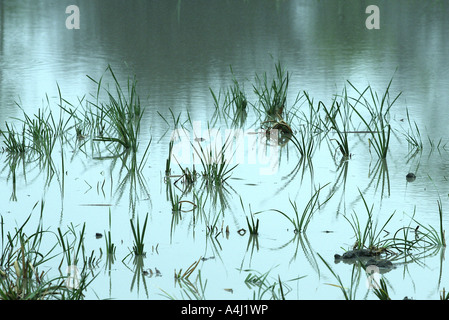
[[1, 203, 95, 300], [89, 65, 144, 153], [400, 107, 423, 151], [165, 139, 174, 175], [0, 123, 27, 155], [174, 257, 202, 281], [347, 79, 401, 159], [440, 288, 449, 300], [344, 190, 396, 251], [270, 184, 332, 233], [243, 267, 303, 300], [318, 254, 360, 300], [170, 153, 198, 190], [104, 208, 117, 258], [342, 193, 445, 262], [158, 108, 184, 140], [411, 200, 446, 247], [121, 255, 149, 298], [371, 277, 391, 300], [246, 215, 260, 236], [228, 78, 248, 126], [301, 91, 324, 135], [3, 60, 449, 300], [191, 130, 238, 186], [239, 197, 260, 235], [57, 223, 87, 268], [437, 200, 446, 247], [293, 126, 316, 176], [253, 61, 289, 119], [164, 259, 207, 300], [178, 165, 198, 187], [129, 213, 149, 256], [165, 176, 197, 215], [244, 269, 278, 300], [427, 136, 448, 152], [205, 209, 224, 238], [228, 71, 248, 113], [320, 99, 350, 159], [104, 231, 116, 256], [168, 181, 182, 213], [58, 227, 98, 300], [366, 158, 391, 198], [0, 206, 57, 300], [209, 87, 228, 127], [212, 69, 248, 127], [20, 108, 59, 174]]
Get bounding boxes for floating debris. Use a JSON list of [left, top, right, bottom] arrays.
[[143, 268, 162, 277], [406, 172, 416, 182], [237, 228, 246, 236], [201, 256, 215, 261]]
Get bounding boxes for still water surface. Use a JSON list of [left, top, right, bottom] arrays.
[[1, 0, 448, 299]]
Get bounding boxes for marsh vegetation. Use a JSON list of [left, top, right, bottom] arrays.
[[0, 61, 447, 300]]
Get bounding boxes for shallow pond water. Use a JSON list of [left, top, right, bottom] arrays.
[[1, 0, 449, 300]]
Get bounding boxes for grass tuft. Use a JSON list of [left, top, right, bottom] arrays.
[[271, 184, 332, 233], [89, 65, 144, 153], [347, 78, 401, 159], [253, 61, 289, 119], [129, 213, 149, 256]]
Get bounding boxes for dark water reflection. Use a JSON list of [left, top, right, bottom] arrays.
[[2, 0, 449, 132]]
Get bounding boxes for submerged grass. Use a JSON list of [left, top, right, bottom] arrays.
[[253, 61, 289, 119], [229, 77, 248, 114], [400, 107, 423, 151], [129, 213, 149, 256], [162, 257, 207, 300], [174, 257, 202, 281], [210, 68, 248, 127], [240, 197, 260, 235], [347, 78, 401, 159], [191, 130, 238, 186], [0, 123, 27, 155], [89, 65, 144, 153], [104, 230, 116, 256], [2, 62, 449, 300], [270, 184, 332, 233], [371, 277, 391, 300], [243, 267, 303, 300], [411, 200, 446, 247], [1, 202, 95, 300], [341, 192, 445, 261], [317, 253, 360, 300], [344, 190, 396, 251], [320, 96, 351, 159], [246, 215, 260, 236]]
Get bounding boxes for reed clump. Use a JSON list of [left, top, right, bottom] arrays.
[[191, 132, 238, 186], [270, 184, 332, 234], [210, 68, 248, 127], [0, 123, 27, 155], [347, 79, 401, 159], [88, 65, 144, 154], [253, 61, 289, 119], [1, 202, 95, 300], [129, 213, 149, 256]]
